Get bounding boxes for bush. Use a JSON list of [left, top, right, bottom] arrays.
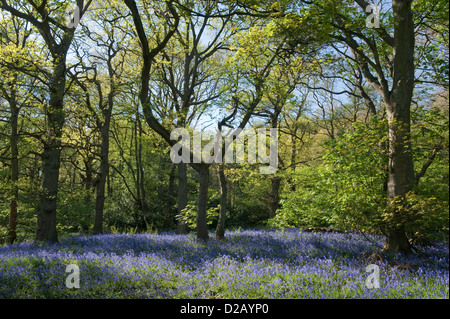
[[175, 203, 219, 230], [382, 192, 449, 245], [272, 114, 449, 244]]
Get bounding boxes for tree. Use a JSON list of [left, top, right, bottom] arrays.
[[0, 0, 92, 242], [314, 0, 417, 253], [70, 1, 131, 234], [276, 0, 448, 252], [150, 1, 234, 233], [0, 16, 31, 242], [254, 56, 309, 218], [123, 0, 192, 234], [211, 13, 301, 237], [124, 0, 263, 240]]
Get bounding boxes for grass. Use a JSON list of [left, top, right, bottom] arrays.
[[0, 229, 448, 299]]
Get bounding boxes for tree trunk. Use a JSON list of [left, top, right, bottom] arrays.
[[1, 0, 79, 243], [289, 133, 297, 192], [176, 162, 189, 234], [384, 100, 414, 253], [36, 62, 67, 242], [93, 124, 110, 234], [215, 163, 227, 240], [164, 163, 176, 229], [83, 158, 94, 195], [383, 0, 416, 254], [36, 142, 62, 242], [196, 164, 210, 241], [384, 227, 411, 254], [268, 176, 281, 219], [269, 109, 281, 219], [135, 112, 148, 230], [8, 99, 19, 244], [79, 158, 94, 232]]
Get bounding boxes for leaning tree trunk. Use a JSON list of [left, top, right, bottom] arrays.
[[383, 0, 416, 254]]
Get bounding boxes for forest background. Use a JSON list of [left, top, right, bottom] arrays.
[[0, 0, 448, 255]]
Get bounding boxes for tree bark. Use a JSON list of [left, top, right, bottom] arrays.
[[135, 111, 148, 230], [382, 0, 416, 253], [196, 164, 210, 241], [93, 122, 111, 234], [215, 163, 227, 240], [36, 143, 62, 242], [8, 97, 19, 244], [336, 0, 416, 253], [164, 163, 176, 229], [383, 227, 412, 254], [268, 176, 281, 219], [268, 101, 282, 220], [176, 162, 189, 234], [35, 61, 67, 242]]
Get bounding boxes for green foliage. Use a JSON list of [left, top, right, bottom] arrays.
[[321, 117, 388, 231], [272, 116, 388, 232], [224, 167, 271, 228], [57, 186, 95, 235], [412, 0, 449, 86], [272, 109, 449, 244], [383, 192, 449, 244], [175, 203, 219, 230], [0, 0, 448, 245], [268, 166, 334, 229]]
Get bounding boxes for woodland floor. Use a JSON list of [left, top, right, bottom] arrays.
[[0, 229, 448, 299]]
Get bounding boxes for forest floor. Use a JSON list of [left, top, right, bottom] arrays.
[[0, 229, 448, 298]]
